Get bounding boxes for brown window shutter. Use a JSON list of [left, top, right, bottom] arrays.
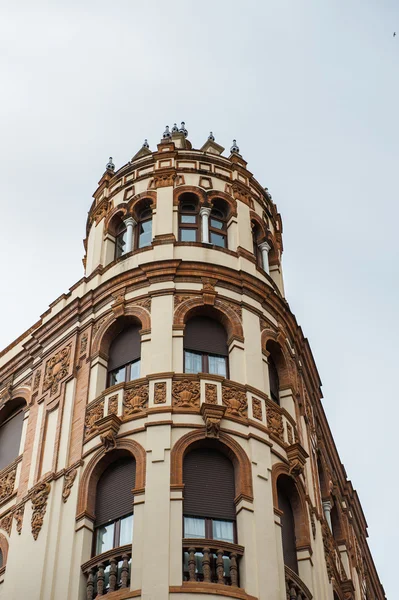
[[108, 326, 141, 371], [184, 317, 228, 356], [0, 408, 24, 470], [95, 457, 136, 526], [183, 448, 235, 521], [277, 479, 298, 574]]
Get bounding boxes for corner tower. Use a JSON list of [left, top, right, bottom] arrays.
[[0, 125, 385, 600]]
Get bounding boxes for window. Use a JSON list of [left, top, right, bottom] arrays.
[[179, 194, 199, 242], [137, 207, 152, 249], [0, 548, 3, 569], [184, 316, 228, 378], [209, 201, 227, 248], [277, 476, 298, 574], [94, 456, 136, 555], [0, 400, 25, 471], [115, 221, 127, 259], [268, 355, 280, 404], [252, 222, 262, 267], [107, 325, 141, 387]]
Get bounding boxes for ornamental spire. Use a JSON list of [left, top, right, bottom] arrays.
[[208, 131, 215, 141], [106, 157, 115, 172], [230, 139, 240, 154], [179, 121, 188, 137], [162, 125, 171, 139], [142, 139, 149, 148], [171, 123, 179, 134]]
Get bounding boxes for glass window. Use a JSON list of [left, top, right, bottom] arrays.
[[208, 355, 227, 377], [212, 520, 234, 543], [180, 229, 197, 242], [120, 514, 134, 546], [210, 218, 224, 230], [108, 366, 126, 386], [95, 522, 115, 555], [184, 351, 202, 374], [210, 232, 226, 248], [184, 516, 206, 538], [115, 230, 127, 258], [181, 215, 196, 224], [139, 219, 152, 248], [129, 359, 140, 381]]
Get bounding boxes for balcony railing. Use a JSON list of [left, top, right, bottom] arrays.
[[285, 566, 313, 600], [182, 538, 244, 587], [81, 544, 131, 598]]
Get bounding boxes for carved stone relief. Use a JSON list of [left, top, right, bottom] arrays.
[[252, 397, 262, 421], [266, 405, 284, 440], [154, 382, 167, 404], [0, 466, 16, 503], [62, 469, 77, 503], [222, 385, 247, 418], [172, 379, 200, 409], [0, 512, 13, 535], [42, 344, 72, 395], [107, 395, 118, 415], [200, 403, 226, 438], [85, 400, 105, 438], [123, 383, 149, 418], [31, 482, 51, 540], [205, 383, 218, 405], [14, 506, 24, 534]]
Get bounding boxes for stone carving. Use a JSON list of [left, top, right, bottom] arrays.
[[95, 414, 122, 452], [172, 379, 200, 409], [108, 395, 118, 415], [222, 300, 242, 322], [31, 482, 51, 540], [201, 403, 226, 438], [93, 199, 110, 224], [259, 318, 273, 332], [309, 506, 316, 540], [154, 382, 167, 404], [266, 405, 284, 440], [152, 172, 176, 188], [85, 400, 105, 437], [123, 383, 149, 418], [252, 397, 262, 421], [222, 385, 247, 418], [101, 430, 117, 452], [43, 344, 71, 395], [287, 422, 294, 445], [14, 506, 24, 534], [0, 383, 12, 406], [134, 297, 151, 312], [93, 316, 108, 336], [174, 294, 194, 310], [0, 466, 16, 503], [0, 512, 13, 535], [205, 383, 218, 405], [62, 469, 77, 503], [80, 334, 88, 355], [33, 370, 41, 391], [286, 442, 308, 478]]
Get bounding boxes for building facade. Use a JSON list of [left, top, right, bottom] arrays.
[[0, 125, 385, 600]]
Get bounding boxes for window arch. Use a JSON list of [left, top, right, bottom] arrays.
[[266, 340, 286, 405], [179, 193, 200, 242], [184, 315, 228, 377], [107, 324, 141, 387], [0, 398, 25, 470], [277, 475, 299, 574], [94, 455, 136, 555], [209, 199, 228, 248], [251, 221, 263, 267], [135, 203, 152, 249]]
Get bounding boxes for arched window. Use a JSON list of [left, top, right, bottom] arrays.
[[209, 200, 227, 248], [277, 475, 298, 574], [184, 316, 228, 377], [115, 220, 127, 259], [94, 456, 136, 555], [183, 447, 236, 543], [136, 206, 152, 249], [251, 222, 263, 268], [268, 355, 280, 404], [179, 193, 199, 242], [107, 325, 141, 387], [0, 399, 25, 470], [266, 340, 285, 405]]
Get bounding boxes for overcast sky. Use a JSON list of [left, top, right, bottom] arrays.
[[1, 1, 397, 595]]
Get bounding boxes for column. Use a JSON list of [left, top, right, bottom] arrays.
[[200, 207, 212, 243], [124, 217, 137, 253], [259, 241, 271, 274], [323, 500, 332, 531]]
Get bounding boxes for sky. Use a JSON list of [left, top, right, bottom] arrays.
[[1, 0, 397, 595]]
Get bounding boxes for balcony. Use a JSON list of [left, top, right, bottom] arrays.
[[81, 545, 131, 599], [182, 538, 244, 587], [285, 566, 312, 600]]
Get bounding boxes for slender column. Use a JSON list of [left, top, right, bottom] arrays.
[[200, 207, 212, 243], [124, 217, 137, 253], [259, 241, 271, 274], [323, 500, 333, 531]]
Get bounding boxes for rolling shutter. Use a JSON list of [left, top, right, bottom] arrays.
[[0, 408, 24, 470], [183, 448, 235, 520], [184, 317, 228, 356], [95, 457, 136, 526], [108, 326, 141, 371]]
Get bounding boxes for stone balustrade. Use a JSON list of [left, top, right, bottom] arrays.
[[81, 544, 131, 598], [182, 538, 244, 587], [285, 566, 313, 600]]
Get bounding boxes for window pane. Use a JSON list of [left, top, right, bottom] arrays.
[[212, 520, 234, 543], [96, 522, 115, 554], [119, 514, 134, 546], [208, 355, 227, 377], [109, 367, 126, 386], [210, 232, 226, 248], [181, 215, 196, 224], [184, 351, 202, 374], [180, 229, 197, 242], [129, 359, 140, 381], [184, 516, 205, 538], [116, 231, 127, 258], [210, 218, 223, 230], [139, 220, 152, 248]]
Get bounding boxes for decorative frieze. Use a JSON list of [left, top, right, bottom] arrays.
[[31, 482, 51, 540], [222, 385, 247, 418], [107, 395, 118, 415], [62, 469, 77, 503], [0, 511, 13, 535], [266, 404, 284, 440], [205, 383, 217, 405], [85, 400, 105, 438], [154, 382, 167, 404], [123, 383, 149, 418], [0, 465, 17, 504], [252, 397, 262, 421], [172, 379, 200, 409], [43, 344, 72, 395]]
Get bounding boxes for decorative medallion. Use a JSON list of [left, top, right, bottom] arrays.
[[123, 383, 149, 418], [222, 385, 247, 418], [252, 397, 262, 421], [205, 383, 218, 405], [154, 382, 167, 404], [42, 345, 72, 395], [266, 405, 284, 440], [62, 469, 77, 503], [172, 379, 200, 409], [0, 465, 16, 503], [31, 482, 51, 540]]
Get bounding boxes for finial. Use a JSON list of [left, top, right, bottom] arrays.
[[163, 125, 171, 139], [106, 157, 115, 172], [171, 123, 179, 134], [208, 131, 215, 142], [264, 187, 272, 200], [179, 121, 188, 137], [142, 139, 149, 148], [230, 139, 240, 154]]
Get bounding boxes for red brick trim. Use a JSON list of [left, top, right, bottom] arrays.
[[92, 306, 151, 358], [173, 185, 208, 206], [174, 296, 243, 343]]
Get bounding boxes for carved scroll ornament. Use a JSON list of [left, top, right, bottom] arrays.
[[85, 400, 105, 438], [0, 466, 16, 503], [31, 482, 51, 540], [43, 344, 71, 395], [154, 382, 167, 404], [62, 469, 77, 503]]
